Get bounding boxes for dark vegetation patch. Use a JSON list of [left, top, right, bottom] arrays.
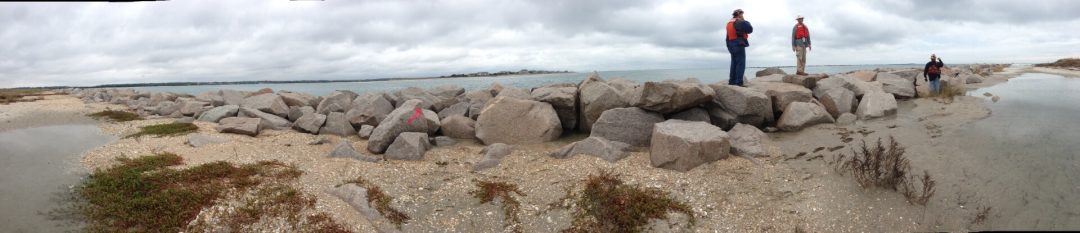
[[554, 170, 695, 233], [470, 179, 526, 233], [340, 177, 410, 228], [831, 137, 936, 206], [125, 122, 198, 138], [1035, 58, 1080, 68], [88, 110, 143, 122], [51, 153, 349, 232], [0, 88, 47, 104]]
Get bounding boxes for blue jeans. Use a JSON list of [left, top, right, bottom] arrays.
[[727, 41, 746, 86], [928, 77, 941, 94]]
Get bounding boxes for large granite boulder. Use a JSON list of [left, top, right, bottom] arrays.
[[279, 91, 320, 107], [156, 101, 182, 116], [706, 107, 738, 130], [495, 87, 532, 100], [385, 132, 431, 160], [215, 117, 260, 136], [855, 92, 898, 120], [782, 74, 828, 89], [475, 97, 562, 145], [776, 101, 835, 131], [756, 67, 787, 77], [429, 84, 465, 99], [848, 70, 877, 82], [464, 90, 494, 120], [650, 120, 731, 172], [708, 84, 774, 127], [316, 90, 357, 114], [531, 85, 578, 130], [440, 115, 476, 139], [293, 112, 327, 133], [319, 112, 357, 136], [220, 89, 248, 106], [394, 87, 443, 110], [551, 136, 631, 162], [178, 100, 211, 116], [876, 72, 916, 99], [345, 93, 394, 127], [578, 74, 629, 132], [328, 142, 380, 162], [749, 82, 813, 118], [590, 107, 665, 146], [817, 88, 858, 119], [728, 123, 770, 157], [608, 78, 642, 105], [812, 75, 857, 98], [241, 93, 290, 118], [238, 107, 292, 130], [473, 143, 513, 171], [195, 91, 225, 106], [636, 79, 714, 114], [197, 105, 239, 123], [437, 102, 470, 120], [287, 105, 315, 122], [186, 134, 229, 148], [669, 107, 711, 123], [366, 100, 441, 154], [963, 73, 985, 84]]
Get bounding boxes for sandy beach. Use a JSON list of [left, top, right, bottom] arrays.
[[0, 65, 1047, 232]]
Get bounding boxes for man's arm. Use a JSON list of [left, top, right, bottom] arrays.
[[806, 26, 811, 49], [923, 63, 930, 78], [792, 26, 797, 48], [740, 20, 753, 34]]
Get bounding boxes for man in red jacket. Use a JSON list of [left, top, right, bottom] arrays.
[[792, 15, 811, 75]]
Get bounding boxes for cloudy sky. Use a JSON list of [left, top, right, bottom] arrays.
[[2, 0, 1078, 88]]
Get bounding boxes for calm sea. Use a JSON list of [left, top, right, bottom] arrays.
[[130, 65, 920, 96]]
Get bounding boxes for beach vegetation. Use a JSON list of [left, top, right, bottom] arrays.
[[340, 177, 410, 228], [470, 179, 526, 233], [51, 153, 349, 233], [0, 88, 47, 104], [1035, 58, 1080, 68], [831, 137, 937, 206], [88, 110, 143, 122], [555, 170, 696, 233], [125, 122, 198, 138]]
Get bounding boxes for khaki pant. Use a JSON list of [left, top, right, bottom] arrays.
[[795, 46, 807, 74]]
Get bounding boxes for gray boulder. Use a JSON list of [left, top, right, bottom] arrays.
[[817, 88, 858, 119], [836, 113, 857, 126], [608, 78, 642, 106], [293, 112, 327, 134], [749, 82, 814, 117], [578, 74, 629, 132], [706, 107, 738, 130], [848, 70, 877, 82], [728, 123, 769, 157], [357, 125, 374, 139], [437, 101, 470, 120], [220, 89, 248, 106], [195, 91, 225, 106], [319, 111, 356, 136], [328, 142, 380, 162], [473, 143, 513, 171], [242, 93, 290, 117], [385, 132, 431, 160], [495, 87, 532, 100], [464, 90, 494, 120], [531, 85, 578, 130], [238, 107, 292, 130], [366, 100, 441, 154], [346, 93, 394, 127], [782, 74, 828, 89], [308, 136, 332, 145], [440, 115, 476, 139], [756, 67, 787, 77], [429, 84, 465, 99], [708, 84, 774, 127], [813, 75, 858, 98], [433, 136, 457, 147], [475, 97, 562, 145], [551, 136, 631, 162], [279, 91, 319, 107], [855, 92, 898, 120], [394, 87, 442, 110], [187, 134, 229, 148], [156, 101, 182, 116], [590, 107, 665, 146], [316, 90, 356, 114], [777, 101, 835, 131], [287, 106, 315, 122], [876, 72, 916, 99], [197, 105, 239, 123], [650, 120, 731, 172], [215, 117, 260, 136], [669, 107, 711, 123], [636, 80, 714, 114]]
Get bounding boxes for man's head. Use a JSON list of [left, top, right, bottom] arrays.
[[796, 15, 804, 23], [733, 9, 744, 18], [930, 54, 937, 61]]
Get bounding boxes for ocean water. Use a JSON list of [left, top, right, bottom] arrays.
[[130, 65, 920, 96]]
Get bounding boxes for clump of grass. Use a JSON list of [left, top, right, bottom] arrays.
[[52, 153, 347, 232], [125, 122, 198, 138], [1035, 58, 1080, 68], [0, 88, 46, 104], [470, 179, 526, 233], [557, 170, 696, 233], [340, 177, 410, 228], [88, 110, 143, 122], [832, 137, 937, 206]]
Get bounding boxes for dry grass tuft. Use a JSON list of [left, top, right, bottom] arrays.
[[341, 177, 410, 228], [557, 170, 696, 233], [1035, 58, 1080, 68], [832, 137, 937, 206], [125, 122, 198, 138], [470, 179, 526, 233], [88, 110, 144, 122]]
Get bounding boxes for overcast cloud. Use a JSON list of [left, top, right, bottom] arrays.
[[1, 0, 1078, 88]]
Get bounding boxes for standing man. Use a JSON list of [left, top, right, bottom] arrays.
[[726, 9, 753, 86], [923, 54, 945, 94], [792, 15, 811, 75]]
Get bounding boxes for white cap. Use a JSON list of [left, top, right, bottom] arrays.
[[796, 15, 804, 20]]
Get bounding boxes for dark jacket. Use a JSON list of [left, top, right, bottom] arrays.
[[727, 19, 753, 47], [923, 59, 944, 79]]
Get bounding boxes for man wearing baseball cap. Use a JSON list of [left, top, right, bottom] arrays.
[[726, 9, 753, 86], [792, 15, 811, 75]]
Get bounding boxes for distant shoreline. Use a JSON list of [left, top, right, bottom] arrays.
[[89, 70, 573, 89]]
